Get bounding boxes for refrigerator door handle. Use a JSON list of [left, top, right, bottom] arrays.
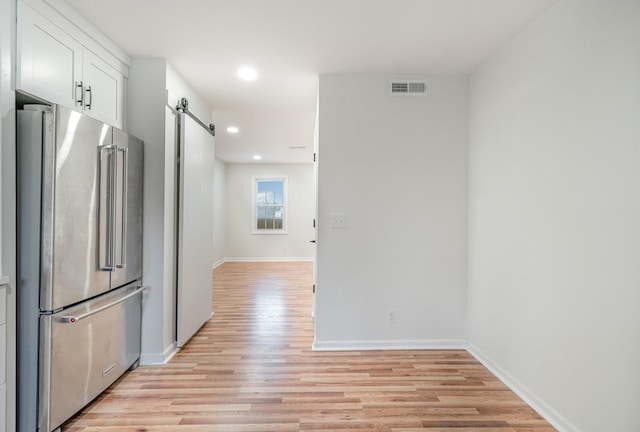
[[100, 144, 118, 271], [117, 147, 128, 269], [108, 144, 118, 270], [59, 286, 145, 323]]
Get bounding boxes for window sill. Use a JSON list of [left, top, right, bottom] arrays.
[[252, 230, 288, 235]]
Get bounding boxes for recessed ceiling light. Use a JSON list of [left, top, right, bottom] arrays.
[[238, 67, 258, 81], [227, 126, 239, 133], [253, 155, 262, 160]]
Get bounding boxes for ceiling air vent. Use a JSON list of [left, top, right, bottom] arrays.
[[389, 80, 428, 96]]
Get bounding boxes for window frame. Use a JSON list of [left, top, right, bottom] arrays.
[[252, 176, 288, 235]]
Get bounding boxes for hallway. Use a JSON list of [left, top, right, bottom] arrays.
[[64, 262, 555, 431]]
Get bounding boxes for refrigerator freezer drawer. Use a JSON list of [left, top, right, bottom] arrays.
[[39, 284, 144, 432]]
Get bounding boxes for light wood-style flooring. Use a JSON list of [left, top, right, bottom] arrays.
[[64, 261, 556, 431]]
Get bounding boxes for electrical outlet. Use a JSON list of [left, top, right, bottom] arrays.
[[387, 311, 396, 325]]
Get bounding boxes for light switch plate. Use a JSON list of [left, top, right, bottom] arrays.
[[330, 213, 346, 228]]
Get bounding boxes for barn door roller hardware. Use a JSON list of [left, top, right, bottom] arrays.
[[176, 97, 216, 136]]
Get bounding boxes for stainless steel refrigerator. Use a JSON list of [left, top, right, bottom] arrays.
[[17, 104, 144, 432]]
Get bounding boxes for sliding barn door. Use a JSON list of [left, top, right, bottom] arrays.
[[176, 113, 215, 348]]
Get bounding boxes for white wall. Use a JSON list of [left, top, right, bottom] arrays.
[[467, 1, 640, 431], [126, 58, 170, 364], [167, 65, 210, 124], [127, 58, 215, 363], [213, 158, 226, 266], [315, 74, 468, 350], [225, 163, 315, 260], [0, 0, 16, 429]]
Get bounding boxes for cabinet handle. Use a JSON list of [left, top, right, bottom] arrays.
[[75, 81, 84, 106], [85, 85, 92, 110]]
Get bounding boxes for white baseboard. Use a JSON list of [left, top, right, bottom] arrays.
[[139, 342, 178, 366], [212, 258, 225, 269], [466, 343, 580, 432], [224, 257, 313, 263], [312, 338, 466, 351]]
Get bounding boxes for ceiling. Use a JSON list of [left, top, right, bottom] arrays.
[[65, 0, 558, 163]]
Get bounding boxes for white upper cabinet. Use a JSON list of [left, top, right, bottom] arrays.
[[16, 0, 129, 128], [17, 4, 83, 109], [81, 49, 125, 127]]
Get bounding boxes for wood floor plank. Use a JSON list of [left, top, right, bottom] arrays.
[[62, 261, 556, 431]]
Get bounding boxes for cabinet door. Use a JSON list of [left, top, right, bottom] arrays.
[[17, 3, 83, 109], [83, 50, 125, 128]]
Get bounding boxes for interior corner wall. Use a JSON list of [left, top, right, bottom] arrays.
[[315, 74, 468, 350], [126, 58, 170, 363], [225, 163, 315, 261], [1, 0, 17, 428], [213, 158, 226, 266], [166, 65, 210, 124], [467, 1, 640, 430], [162, 64, 215, 357], [127, 58, 215, 364]]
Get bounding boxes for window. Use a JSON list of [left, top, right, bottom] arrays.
[[253, 177, 287, 234]]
